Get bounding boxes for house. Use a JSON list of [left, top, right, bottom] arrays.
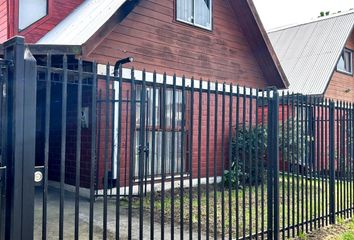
[[268, 10, 354, 102], [0, 0, 288, 190], [267, 11, 354, 174]]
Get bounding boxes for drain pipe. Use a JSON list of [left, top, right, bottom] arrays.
[[114, 57, 134, 77]]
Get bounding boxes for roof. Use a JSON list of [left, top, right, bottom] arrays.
[[268, 10, 354, 95], [38, 0, 128, 45], [228, 0, 289, 89], [37, 0, 288, 89]]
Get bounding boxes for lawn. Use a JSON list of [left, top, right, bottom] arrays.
[[123, 172, 354, 239], [292, 218, 354, 240]]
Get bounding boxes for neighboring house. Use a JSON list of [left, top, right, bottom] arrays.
[[0, 0, 288, 189], [268, 11, 354, 173], [268, 10, 354, 102]]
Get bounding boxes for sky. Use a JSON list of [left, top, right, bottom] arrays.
[[253, 0, 354, 30]]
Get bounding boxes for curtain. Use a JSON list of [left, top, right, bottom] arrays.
[[177, 0, 193, 23], [194, 0, 211, 28]]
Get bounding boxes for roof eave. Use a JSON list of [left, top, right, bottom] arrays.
[[229, 0, 289, 89], [81, 0, 140, 57]]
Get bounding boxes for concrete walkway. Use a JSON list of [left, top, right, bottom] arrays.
[[34, 187, 203, 239]]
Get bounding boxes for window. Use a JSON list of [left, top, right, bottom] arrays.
[[337, 49, 353, 74], [176, 0, 212, 30], [19, 0, 48, 30], [134, 87, 185, 177]]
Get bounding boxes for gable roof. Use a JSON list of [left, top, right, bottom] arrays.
[[37, 0, 288, 89], [268, 10, 354, 95]]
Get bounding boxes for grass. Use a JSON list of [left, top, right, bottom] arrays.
[[122, 172, 354, 238], [335, 218, 354, 240], [339, 232, 354, 240]]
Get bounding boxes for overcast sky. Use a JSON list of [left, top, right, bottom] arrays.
[[253, 0, 354, 30]]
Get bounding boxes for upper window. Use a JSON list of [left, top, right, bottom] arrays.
[[19, 0, 48, 31], [337, 49, 353, 74], [176, 0, 212, 30]]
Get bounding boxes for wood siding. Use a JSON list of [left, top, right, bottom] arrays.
[[10, 0, 83, 43], [325, 30, 354, 102], [0, 0, 7, 43], [87, 0, 269, 88]]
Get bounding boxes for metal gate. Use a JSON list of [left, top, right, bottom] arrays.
[[1, 36, 354, 240]]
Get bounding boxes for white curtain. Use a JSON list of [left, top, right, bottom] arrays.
[[194, 0, 211, 28], [177, 0, 193, 23]]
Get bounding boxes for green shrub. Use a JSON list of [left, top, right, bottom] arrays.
[[224, 118, 312, 188], [279, 120, 313, 168], [224, 127, 267, 187]]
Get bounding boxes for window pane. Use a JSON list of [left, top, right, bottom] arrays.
[[194, 0, 211, 29], [135, 86, 142, 126], [146, 88, 160, 127], [337, 54, 345, 71], [177, 0, 193, 23], [337, 50, 352, 73], [344, 51, 352, 73], [19, 0, 47, 30]]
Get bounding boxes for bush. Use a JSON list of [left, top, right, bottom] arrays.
[[224, 127, 267, 187], [224, 119, 312, 188], [279, 120, 312, 168]]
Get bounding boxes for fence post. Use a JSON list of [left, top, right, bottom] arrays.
[[267, 89, 280, 240], [329, 101, 336, 224], [2, 36, 37, 240]]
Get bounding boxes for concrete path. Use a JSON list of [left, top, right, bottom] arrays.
[[34, 187, 204, 239]]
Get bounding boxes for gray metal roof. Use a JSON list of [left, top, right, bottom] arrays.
[[268, 11, 354, 95], [38, 0, 127, 45]]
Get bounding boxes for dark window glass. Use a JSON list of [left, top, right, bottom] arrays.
[[337, 49, 352, 74]]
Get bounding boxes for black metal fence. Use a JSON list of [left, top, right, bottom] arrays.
[[1, 36, 354, 240]]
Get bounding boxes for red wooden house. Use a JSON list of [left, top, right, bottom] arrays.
[[0, 0, 289, 191]]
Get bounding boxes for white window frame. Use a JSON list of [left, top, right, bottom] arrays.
[[337, 49, 353, 75], [176, 0, 213, 31]]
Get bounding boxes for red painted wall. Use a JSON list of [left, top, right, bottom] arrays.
[[6, 0, 83, 43], [28, 0, 284, 189], [87, 0, 268, 88], [84, 0, 276, 188], [0, 0, 7, 43]]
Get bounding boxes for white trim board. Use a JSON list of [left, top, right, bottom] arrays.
[[97, 64, 272, 97]]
